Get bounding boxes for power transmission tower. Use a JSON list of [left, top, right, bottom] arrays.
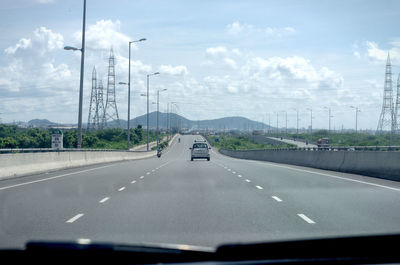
[[394, 73, 400, 133], [97, 79, 106, 129], [103, 48, 120, 127], [87, 67, 97, 131], [377, 53, 394, 134]]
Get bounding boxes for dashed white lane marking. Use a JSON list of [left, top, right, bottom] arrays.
[[66, 213, 84, 223], [245, 179, 251, 183], [146, 172, 150, 175], [232, 171, 236, 174], [238, 174, 242, 178], [256, 185, 263, 190], [152, 169, 155, 172], [99, 197, 109, 203], [0, 164, 115, 191], [227, 169, 231, 171], [140, 176, 144, 179], [298, 214, 315, 224], [272, 196, 282, 202], [118, 187, 126, 191], [131, 180, 137, 184]]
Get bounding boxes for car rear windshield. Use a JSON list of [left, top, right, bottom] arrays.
[[193, 143, 207, 148]]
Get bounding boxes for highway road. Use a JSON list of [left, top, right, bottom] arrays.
[[1, 134, 400, 249], [268, 137, 318, 148]]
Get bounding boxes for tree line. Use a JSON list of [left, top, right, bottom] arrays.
[[0, 124, 158, 149]]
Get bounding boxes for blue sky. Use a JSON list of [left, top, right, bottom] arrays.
[[1, 0, 400, 130]]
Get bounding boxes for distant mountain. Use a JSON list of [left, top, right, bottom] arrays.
[[12, 113, 271, 131], [27, 119, 58, 127], [105, 112, 271, 131]]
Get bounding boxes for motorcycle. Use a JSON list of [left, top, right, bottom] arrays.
[[157, 149, 162, 158]]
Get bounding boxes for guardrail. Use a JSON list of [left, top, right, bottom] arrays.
[[0, 148, 150, 154], [251, 146, 400, 151]]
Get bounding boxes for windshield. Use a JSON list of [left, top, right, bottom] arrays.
[[1, 0, 400, 251]]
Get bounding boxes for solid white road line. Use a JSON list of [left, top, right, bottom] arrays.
[[131, 180, 137, 184], [238, 174, 242, 178], [66, 213, 84, 223], [247, 160, 400, 193], [272, 196, 282, 202], [245, 179, 251, 183], [298, 214, 315, 224], [118, 187, 126, 191], [99, 197, 109, 203], [256, 185, 263, 190], [0, 164, 115, 191]]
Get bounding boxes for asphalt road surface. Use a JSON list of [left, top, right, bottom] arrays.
[[1, 134, 400, 249]]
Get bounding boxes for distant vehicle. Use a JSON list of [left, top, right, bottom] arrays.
[[189, 140, 211, 161], [317, 138, 331, 149], [157, 147, 162, 158]]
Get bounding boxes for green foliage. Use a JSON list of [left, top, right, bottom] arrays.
[[0, 124, 162, 149], [276, 130, 400, 146], [208, 134, 291, 150]]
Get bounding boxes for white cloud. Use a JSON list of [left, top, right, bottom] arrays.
[[5, 27, 63, 57], [158, 65, 188, 76], [226, 21, 251, 35], [226, 21, 296, 38], [206, 46, 227, 56], [353, 51, 361, 59], [365, 40, 400, 62], [206, 46, 228, 56], [223, 58, 237, 69], [75, 20, 132, 53], [36, 0, 55, 4], [5, 38, 31, 54]]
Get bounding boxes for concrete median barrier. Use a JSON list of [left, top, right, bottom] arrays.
[[0, 150, 156, 180], [219, 149, 400, 181]]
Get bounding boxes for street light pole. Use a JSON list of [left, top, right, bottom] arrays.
[[350, 106, 360, 133], [284, 111, 287, 134], [126, 38, 146, 151], [77, 0, 86, 149], [156, 89, 167, 150], [146, 75, 149, 151], [323, 107, 332, 133], [63, 0, 86, 148], [146, 72, 160, 151], [292, 108, 299, 134], [307, 108, 313, 134]]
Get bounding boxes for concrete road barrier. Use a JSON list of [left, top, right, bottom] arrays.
[[0, 134, 179, 181], [219, 149, 400, 181], [0, 150, 156, 180]]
